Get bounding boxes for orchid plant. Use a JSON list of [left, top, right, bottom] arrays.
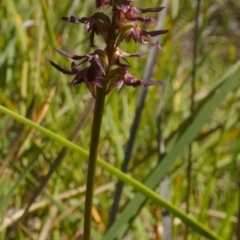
[[51, 0, 168, 239]]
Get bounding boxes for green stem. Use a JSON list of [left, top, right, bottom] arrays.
[[83, 87, 106, 240]]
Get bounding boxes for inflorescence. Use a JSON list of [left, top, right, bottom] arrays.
[[50, 0, 168, 97]]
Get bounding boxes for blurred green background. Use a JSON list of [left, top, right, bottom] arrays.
[[0, 0, 240, 239]]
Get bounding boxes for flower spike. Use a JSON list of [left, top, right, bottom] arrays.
[[51, 0, 168, 97]]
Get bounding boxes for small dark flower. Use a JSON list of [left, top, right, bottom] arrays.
[[61, 12, 111, 47], [50, 49, 109, 97], [117, 22, 168, 49], [55, 48, 108, 75], [121, 69, 164, 88], [115, 2, 164, 24], [111, 47, 146, 67], [105, 67, 164, 93]]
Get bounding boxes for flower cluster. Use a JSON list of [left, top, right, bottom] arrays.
[[50, 0, 168, 97]]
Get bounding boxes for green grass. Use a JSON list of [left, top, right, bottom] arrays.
[[0, 0, 240, 239]]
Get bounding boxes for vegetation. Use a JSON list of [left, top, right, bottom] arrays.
[[0, 0, 239, 239]]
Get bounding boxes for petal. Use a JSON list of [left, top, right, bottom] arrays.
[[140, 39, 162, 50], [50, 60, 77, 75], [96, 0, 106, 8], [146, 29, 169, 37], [116, 80, 124, 90], [125, 12, 152, 23], [115, 4, 130, 13], [71, 62, 80, 72], [92, 12, 111, 24], [123, 72, 142, 87], [105, 68, 126, 93], [85, 81, 96, 98], [56, 49, 86, 60], [68, 74, 83, 86], [61, 16, 87, 24], [92, 54, 106, 75], [125, 80, 142, 87], [119, 49, 147, 57], [138, 7, 165, 13], [68, 68, 88, 86], [91, 80, 103, 88], [115, 59, 130, 67], [87, 64, 103, 86]]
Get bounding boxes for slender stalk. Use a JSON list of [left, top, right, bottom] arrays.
[[83, 8, 115, 238], [83, 88, 106, 240]]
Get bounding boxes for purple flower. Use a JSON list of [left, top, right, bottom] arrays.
[[111, 47, 147, 67], [61, 12, 111, 47], [50, 49, 109, 97], [115, 2, 165, 24], [105, 67, 164, 93], [117, 22, 168, 49]]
